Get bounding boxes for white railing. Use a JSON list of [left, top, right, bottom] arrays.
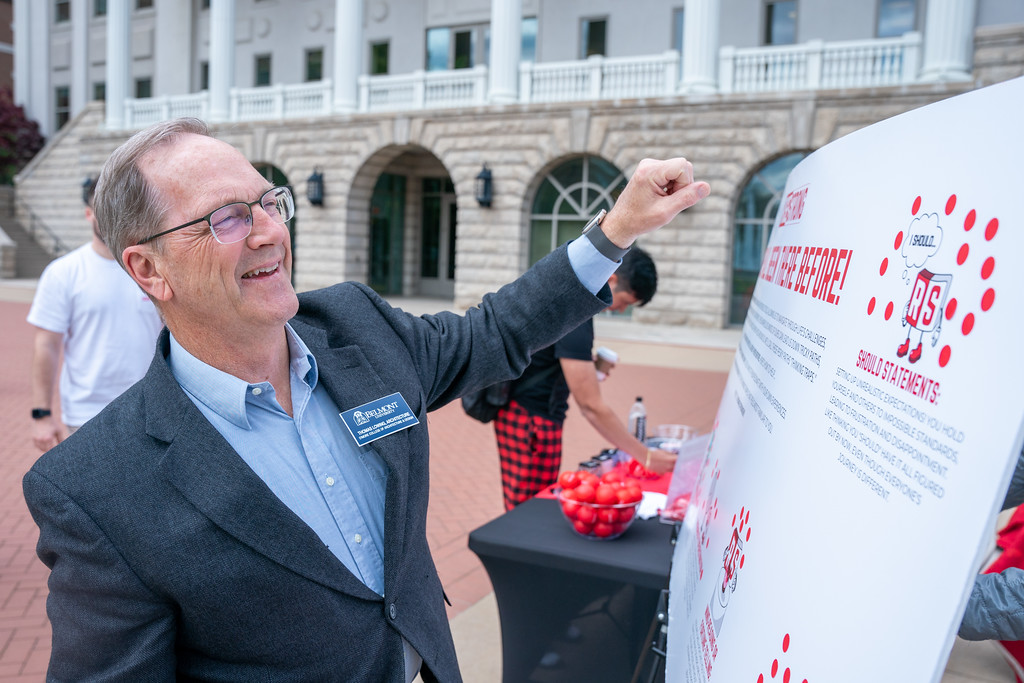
[[118, 34, 925, 129], [231, 80, 333, 121], [358, 66, 488, 112], [719, 32, 921, 93], [520, 51, 679, 103], [124, 92, 209, 129]]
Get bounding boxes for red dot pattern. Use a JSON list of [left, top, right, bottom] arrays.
[[867, 194, 1001, 369], [756, 633, 808, 683]]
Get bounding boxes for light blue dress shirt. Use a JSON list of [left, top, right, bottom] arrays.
[[166, 236, 619, 680]]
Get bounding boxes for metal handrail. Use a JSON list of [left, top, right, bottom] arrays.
[[15, 196, 69, 257]]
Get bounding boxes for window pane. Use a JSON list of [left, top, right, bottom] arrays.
[[55, 1, 70, 22], [92, 82, 105, 101], [421, 195, 441, 278], [199, 62, 209, 90], [136, 0, 153, 8], [530, 156, 621, 267], [95, 0, 107, 17], [371, 42, 389, 75], [729, 152, 807, 324], [878, 0, 915, 37], [453, 30, 473, 69], [765, 1, 796, 45], [55, 86, 70, 129], [582, 19, 607, 58], [521, 17, 537, 62], [426, 28, 449, 71], [134, 78, 151, 98], [529, 219, 552, 266], [255, 55, 271, 86], [305, 48, 323, 82]]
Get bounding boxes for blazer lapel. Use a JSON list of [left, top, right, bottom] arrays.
[[146, 338, 380, 601], [299, 331, 411, 581]]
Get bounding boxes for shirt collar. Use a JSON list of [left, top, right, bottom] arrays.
[[168, 323, 318, 429]]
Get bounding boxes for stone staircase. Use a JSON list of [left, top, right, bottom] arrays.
[[0, 185, 56, 280]]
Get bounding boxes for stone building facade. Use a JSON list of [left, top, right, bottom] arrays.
[[13, 22, 1024, 330]]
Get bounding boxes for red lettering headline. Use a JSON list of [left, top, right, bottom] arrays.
[[758, 244, 853, 306], [855, 348, 941, 404]]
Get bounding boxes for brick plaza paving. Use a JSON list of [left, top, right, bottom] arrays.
[[0, 288, 1013, 681]]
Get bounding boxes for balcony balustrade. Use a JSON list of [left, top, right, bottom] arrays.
[[120, 33, 925, 129]]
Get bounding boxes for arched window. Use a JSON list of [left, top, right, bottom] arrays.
[[730, 152, 808, 325], [529, 156, 625, 266]]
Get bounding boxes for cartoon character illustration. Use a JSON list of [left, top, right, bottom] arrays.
[[897, 269, 953, 363]]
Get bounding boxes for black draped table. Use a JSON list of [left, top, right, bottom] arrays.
[[468, 496, 675, 683]]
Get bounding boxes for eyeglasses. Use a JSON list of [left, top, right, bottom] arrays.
[[137, 186, 295, 245]]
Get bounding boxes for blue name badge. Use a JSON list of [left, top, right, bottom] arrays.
[[339, 392, 420, 447]]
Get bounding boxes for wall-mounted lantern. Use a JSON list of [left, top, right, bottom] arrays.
[[306, 168, 324, 206], [475, 164, 493, 208]]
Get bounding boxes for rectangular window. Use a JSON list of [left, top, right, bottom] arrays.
[[55, 86, 70, 129], [581, 18, 607, 58], [94, 0, 106, 16], [764, 1, 796, 45], [425, 27, 450, 71], [521, 17, 537, 63], [199, 61, 209, 91], [305, 48, 323, 82], [877, 0, 915, 37], [134, 77, 152, 98], [453, 30, 473, 69], [92, 81, 105, 101], [371, 42, 389, 75], [136, 0, 153, 8], [255, 54, 272, 86], [55, 0, 70, 22], [673, 8, 685, 54]]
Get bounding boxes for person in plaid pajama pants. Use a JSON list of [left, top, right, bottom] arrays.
[[493, 248, 678, 510]]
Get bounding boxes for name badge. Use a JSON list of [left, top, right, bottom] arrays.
[[340, 392, 420, 447]]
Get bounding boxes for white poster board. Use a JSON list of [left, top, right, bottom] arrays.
[[667, 77, 1024, 683]]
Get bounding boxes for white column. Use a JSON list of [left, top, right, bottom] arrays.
[[488, 0, 521, 103], [70, 0, 89, 116], [105, 0, 130, 130], [333, 0, 362, 113], [919, 0, 977, 82], [209, 0, 236, 122], [12, 0, 31, 110], [154, 0, 192, 95], [680, 0, 720, 93], [25, 0, 51, 135]]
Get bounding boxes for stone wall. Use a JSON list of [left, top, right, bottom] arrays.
[[13, 25, 1024, 329]]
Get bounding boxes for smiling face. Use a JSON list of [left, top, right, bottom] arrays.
[[126, 134, 298, 354]]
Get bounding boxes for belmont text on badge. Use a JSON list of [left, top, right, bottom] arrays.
[[340, 392, 420, 447]]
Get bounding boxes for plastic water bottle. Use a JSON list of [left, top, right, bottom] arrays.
[[628, 396, 647, 442]]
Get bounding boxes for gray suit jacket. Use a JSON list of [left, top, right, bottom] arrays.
[[24, 246, 610, 682]]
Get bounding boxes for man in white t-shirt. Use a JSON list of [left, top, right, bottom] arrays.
[[27, 181, 163, 450]]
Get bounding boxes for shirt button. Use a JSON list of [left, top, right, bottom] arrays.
[[388, 603, 397, 620], [354, 533, 362, 544], [252, 387, 263, 396], [325, 476, 335, 486]]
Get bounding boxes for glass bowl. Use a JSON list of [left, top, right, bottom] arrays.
[[557, 489, 641, 540]]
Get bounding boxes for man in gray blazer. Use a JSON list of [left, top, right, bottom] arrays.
[[23, 117, 710, 681]]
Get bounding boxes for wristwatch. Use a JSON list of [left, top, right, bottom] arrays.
[[582, 209, 630, 262], [31, 408, 52, 420]]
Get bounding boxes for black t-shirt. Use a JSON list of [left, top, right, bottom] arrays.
[[510, 318, 594, 422]]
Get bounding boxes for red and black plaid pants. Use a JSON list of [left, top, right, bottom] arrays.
[[493, 399, 563, 511]]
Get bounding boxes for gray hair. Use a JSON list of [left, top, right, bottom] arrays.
[[93, 117, 211, 268]]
